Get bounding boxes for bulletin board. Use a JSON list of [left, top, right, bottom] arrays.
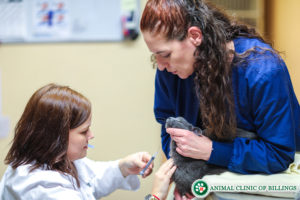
[[0, 0, 140, 43]]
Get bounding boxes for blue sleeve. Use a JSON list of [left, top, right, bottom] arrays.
[[154, 70, 175, 158], [208, 59, 297, 174]]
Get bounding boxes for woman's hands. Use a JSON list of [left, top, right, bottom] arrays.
[[151, 159, 176, 200], [118, 152, 153, 178], [167, 128, 213, 161], [119, 152, 177, 200]]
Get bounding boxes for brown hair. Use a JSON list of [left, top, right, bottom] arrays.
[[5, 83, 91, 187], [140, 0, 268, 140]]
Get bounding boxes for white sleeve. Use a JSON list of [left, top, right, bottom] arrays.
[[74, 157, 140, 199], [22, 184, 82, 200], [0, 166, 82, 200]]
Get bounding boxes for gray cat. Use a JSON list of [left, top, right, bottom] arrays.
[[165, 116, 256, 197]]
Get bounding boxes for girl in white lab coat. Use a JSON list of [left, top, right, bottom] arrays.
[[0, 83, 175, 200]]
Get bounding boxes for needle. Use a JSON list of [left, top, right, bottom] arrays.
[[139, 152, 158, 176]]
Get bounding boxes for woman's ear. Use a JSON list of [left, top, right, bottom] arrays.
[[187, 26, 202, 46]]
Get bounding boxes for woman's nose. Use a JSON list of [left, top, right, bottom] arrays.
[[157, 64, 165, 71], [88, 130, 94, 140], [157, 61, 169, 71]]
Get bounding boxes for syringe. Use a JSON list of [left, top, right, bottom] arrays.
[[139, 152, 158, 176]]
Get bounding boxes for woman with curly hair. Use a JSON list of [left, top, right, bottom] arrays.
[[140, 0, 299, 197]]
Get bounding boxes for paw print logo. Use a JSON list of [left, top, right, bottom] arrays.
[[191, 179, 210, 198]]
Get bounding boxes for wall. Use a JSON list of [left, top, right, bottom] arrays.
[[266, 0, 300, 99]]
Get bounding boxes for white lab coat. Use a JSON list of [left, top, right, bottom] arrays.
[[0, 157, 140, 200]]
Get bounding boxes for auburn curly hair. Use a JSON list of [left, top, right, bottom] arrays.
[[140, 0, 268, 140]]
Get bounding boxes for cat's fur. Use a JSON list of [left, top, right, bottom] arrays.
[[165, 116, 256, 197]]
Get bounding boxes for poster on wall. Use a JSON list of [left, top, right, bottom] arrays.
[[0, 0, 140, 43], [30, 0, 71, 40]]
